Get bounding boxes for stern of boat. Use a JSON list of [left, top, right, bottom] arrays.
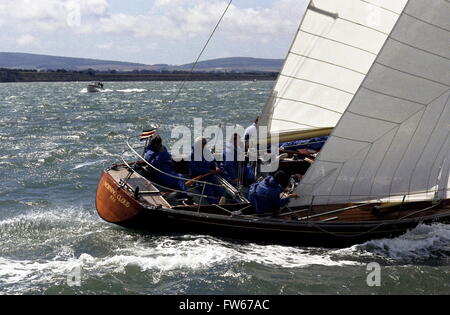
[[95, 169, 147, 224]]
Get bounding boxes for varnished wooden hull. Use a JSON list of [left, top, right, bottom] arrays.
[[95, 169, 450, 247], [96, 172, 146, 223]]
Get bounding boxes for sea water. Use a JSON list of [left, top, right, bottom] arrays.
[[0, 81, 449, 295]]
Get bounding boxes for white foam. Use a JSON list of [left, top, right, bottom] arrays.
[[92, 145, 114, 157], [72, 159, 108, 170], [0, 232, 362, 293], [0, 237, 360, 293], [64, 135, 80, 140], [90, 237, 235, 274], [90, 237, 360, 276], [0, 206, 368, 294], [357, 223, 450, 260], [0, 256, 79, 286], [238, 244, 360, 268], [116, 88, 147, 93], [0, 206, 101, 236]]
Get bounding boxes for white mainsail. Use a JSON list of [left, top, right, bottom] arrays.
[[259, 0, 409, 141], [289, 0, 450, 206]]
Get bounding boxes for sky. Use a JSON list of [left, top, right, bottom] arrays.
[[0, 0, 308, 65]]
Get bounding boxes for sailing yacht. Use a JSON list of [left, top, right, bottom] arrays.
[[95, 0, 450, 247]]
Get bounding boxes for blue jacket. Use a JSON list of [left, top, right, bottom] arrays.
[[221, 145, 255, 186], [188, 149, 218, 181], [281, 136, 328, 152], [222, 145, 239, 183], [144, 145, 184, 190], [188, 148, 224, 203], [248, 176, 290, 214]]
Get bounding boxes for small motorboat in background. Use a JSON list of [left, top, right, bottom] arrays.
[[87, 82, 104, 93]]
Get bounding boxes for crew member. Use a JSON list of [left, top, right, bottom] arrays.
[[188, 137, 225, 204], [222, 133, 255, 187], [144, 135, 186, 193], [248, 171, 298, 216]]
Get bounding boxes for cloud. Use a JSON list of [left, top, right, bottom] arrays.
[[87, 0, 307, 41], [1, 0, 307, 40], [0, 0, 109, 32], [1, 0, 308, 63], [16, 34, 39, 46], [96, 42, 113, 49]]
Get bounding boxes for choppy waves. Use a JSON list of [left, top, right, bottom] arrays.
[[0, 204, 449, 294], [1, 81, 449, 294], [0, 205, 361, 294], [357, 223, 450, 262]]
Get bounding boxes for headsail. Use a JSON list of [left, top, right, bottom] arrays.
[[259, 0, 409, 141], [291, 0, 450, 206]]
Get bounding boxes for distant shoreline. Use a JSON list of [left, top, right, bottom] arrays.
[[0, 69, 278, 83]]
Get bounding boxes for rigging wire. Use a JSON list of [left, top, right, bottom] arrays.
[[168, 0, 233, 106]]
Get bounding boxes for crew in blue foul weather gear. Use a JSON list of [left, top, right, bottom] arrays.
[[189, 137, 225, 204], [222, 133, 255, 187], [248, 171, 298, 216], [144, 135, 186, 193]]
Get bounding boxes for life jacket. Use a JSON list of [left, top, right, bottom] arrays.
[[248, 181, 260, 204]]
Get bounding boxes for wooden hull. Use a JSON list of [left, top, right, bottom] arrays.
[[95, 169, 450, 248], [96, 171, 146, 223]]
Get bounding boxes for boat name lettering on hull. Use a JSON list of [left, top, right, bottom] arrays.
[[103, 181, 131, 208]]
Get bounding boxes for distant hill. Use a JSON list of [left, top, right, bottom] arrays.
[[175, 57, 283, 72], [0, 52, 283, 72], [0, 52, 159, 71]]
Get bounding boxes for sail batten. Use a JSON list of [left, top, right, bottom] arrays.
[[275, 97, 344, 114], [358, 0, 405, 15], [297, 29, 378, 55], [364, 0, 410, 13], [289, 0, 450, 206], [288, 52, 368, 75], [278, 74, 357, 95]]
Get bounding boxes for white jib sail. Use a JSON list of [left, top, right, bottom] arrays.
[[290, 0, 450, 206], [259, 0, 408, 139]]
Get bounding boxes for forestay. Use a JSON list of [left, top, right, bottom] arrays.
[[259, 0, 408, 141], [291, 0, 450, 206]]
